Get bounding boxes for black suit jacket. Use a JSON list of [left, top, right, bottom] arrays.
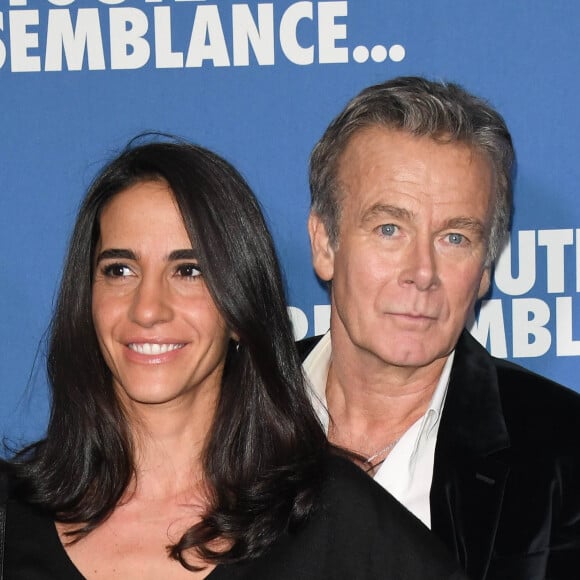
[[298, 331, 580, 580]]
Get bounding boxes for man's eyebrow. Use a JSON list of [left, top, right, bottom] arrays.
[[444, 217, 486, 235], [361, 203, 414, 224], [95, 249, 137, 263], [360, 205, 486, 235]]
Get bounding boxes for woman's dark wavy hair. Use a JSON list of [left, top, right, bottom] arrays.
[[11, 136, 327, 569]]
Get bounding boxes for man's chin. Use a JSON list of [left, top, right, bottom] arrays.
[[369, 342, 450, 370]]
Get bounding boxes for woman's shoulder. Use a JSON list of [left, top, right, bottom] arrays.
[[211, 454, 467, 579], [0, 460, 13, 504], [319, 453, 419, 522], [1, 467, 85, 580], [4, 504, 84, 580], [316, 453, 467, 578]]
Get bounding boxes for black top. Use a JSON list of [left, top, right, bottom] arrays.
[[5, 497, 84, 580], [4, 456, 467, 579]]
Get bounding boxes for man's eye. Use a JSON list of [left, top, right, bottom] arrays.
[[103, 264, 131, 277], [447, 233, 465, 245], [380, 224, 398, 237], [177, 264, 202, 278]]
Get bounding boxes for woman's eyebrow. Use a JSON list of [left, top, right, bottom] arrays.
[[95, 248, 137, 263], [168, 249, 198, 261], [95, 248, 199, 263]]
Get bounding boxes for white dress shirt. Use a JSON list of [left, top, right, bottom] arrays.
[[303, 331, 453, 528]]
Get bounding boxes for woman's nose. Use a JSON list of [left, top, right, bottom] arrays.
[[128, 275, 173, 327]]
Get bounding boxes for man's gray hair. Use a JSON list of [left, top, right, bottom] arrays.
[[309, 76, 515, 263]]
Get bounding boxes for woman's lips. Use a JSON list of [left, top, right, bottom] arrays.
[[127, 343, 185, 355]]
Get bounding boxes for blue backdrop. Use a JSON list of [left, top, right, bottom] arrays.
[[2, 0, 580, 446]]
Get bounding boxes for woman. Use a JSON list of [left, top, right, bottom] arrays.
[[2, 137, 466, 579]]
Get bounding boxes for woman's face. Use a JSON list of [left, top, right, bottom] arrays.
[[92, 180, 231, 410]]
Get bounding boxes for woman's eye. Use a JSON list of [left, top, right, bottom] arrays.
[[103, 263, 131, 277], [447, 233, 465, 245], [176, 264, 202, 278], [380, 224, 398, 237]]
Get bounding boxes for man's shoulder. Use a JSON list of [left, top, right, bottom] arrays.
[[493, 357, 580, 441], [296, 335, 323, 361], [457, 332, 580, 411], [493, 355, 579, 402], [458, 334, 580, 446]]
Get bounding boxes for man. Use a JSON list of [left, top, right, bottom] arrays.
[[300, 76, 580, 579]]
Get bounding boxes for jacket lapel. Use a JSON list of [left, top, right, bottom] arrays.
[[431, 331, 510, 579]]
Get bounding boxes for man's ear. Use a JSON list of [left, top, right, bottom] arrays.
[[477, 266, 491, 299], [308, 212, 335, 282]]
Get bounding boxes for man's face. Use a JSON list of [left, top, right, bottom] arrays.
[[309, 126, 494, 371]]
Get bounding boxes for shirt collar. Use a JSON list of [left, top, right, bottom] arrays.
[[303, 332, 333, 432], [423, 350, 453, 435]]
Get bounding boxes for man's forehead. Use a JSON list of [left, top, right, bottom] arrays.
[[338, 125, 491, 168], [336, 125, 495, 210], [337, 126, 495, 230]]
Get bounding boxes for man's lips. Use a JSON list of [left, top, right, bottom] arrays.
[[389, 312, 437, 319]]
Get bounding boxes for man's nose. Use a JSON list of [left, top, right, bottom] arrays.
[[398, 238, 440, 291]]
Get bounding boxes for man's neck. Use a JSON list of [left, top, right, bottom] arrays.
[[324, 339, 448, 458]]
